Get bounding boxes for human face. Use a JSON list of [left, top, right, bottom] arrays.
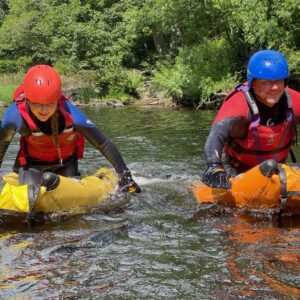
[[28, 101, 58, 121], [252, 79, 285, 107]]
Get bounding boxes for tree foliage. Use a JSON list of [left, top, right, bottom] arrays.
[[0, 0, 300, 104]]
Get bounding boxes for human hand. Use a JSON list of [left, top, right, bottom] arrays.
[[202, 163, 230, 189], [118, 169, 141, 193], [225, 165, 238, 179]]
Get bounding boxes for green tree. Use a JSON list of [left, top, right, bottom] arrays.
[[1, 0, 300, 104]]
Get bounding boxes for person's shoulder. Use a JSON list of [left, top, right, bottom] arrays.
[[62, 96, 76, 107], [225, 89, 248, 103], [221, 90, 249, 113], [62, 97, 95, 127], [63, 97, 84, 115], [287, 87, 300, 99], [3, 102, 19, 116], [2, 102, 22, 129], [288, 87, 300, 114], [213, 90, 249, 124]]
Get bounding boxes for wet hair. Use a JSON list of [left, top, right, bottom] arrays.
[[50, 112, 63, 164]]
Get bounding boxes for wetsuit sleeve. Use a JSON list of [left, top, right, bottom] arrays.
[[0, 103, 23, 166], [65, 102, 128, 174], [204, 118, 236, 164], [204, 94, 249, 164]]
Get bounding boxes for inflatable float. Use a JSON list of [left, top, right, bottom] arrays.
[[0, 167, 118, 219], [191, 159, 300, 215]]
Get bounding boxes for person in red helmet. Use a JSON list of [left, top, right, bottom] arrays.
[[0, 65, 141, 193], [202, 50, 300, 189]]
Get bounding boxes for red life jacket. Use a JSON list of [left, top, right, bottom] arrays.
[[14, 87, 84, 165], [225, 86, 295, 168]]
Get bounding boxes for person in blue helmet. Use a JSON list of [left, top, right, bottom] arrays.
[[202, 49, 300, 189]]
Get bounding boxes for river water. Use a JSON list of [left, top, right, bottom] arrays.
[[0, 106, 299, 299]]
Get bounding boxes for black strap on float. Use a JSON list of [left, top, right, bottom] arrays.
[[25, 184, 40, 223], [27, 185, 40, 211], [277, 164, 300, 217], [286, 190, 300, 196], [18, 168, 42, 222], [277, 164, 288, 214], [277, 164, 300, 214]]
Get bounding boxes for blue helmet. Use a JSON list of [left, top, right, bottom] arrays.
[[247, 50, 289, 88]]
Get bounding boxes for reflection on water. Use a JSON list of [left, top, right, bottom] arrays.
[[0, 107, 299, 299], [219, 214, 300, 299]]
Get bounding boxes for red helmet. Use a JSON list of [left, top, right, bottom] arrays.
[[23, 65, 61, 104]]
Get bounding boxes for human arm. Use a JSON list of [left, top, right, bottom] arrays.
[[77, 125, 141, 193], [202, 118, 237, 188], [66, 102, 141, 193], [0, 127, 15, 168], [0, 103, 22, 167], [202, 94, 249, 188]]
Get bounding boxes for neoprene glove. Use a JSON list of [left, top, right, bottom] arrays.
[[224, 164, 238, 179], [202, 163, 230, 189], [118, 169, 141, 193]]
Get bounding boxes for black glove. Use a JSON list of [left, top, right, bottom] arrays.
[[224, 164, 238, 179], [118, 169, 141, 193], [202, 163, 230, 189]]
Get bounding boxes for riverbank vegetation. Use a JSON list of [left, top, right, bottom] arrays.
[[0, 0, 300, 108]]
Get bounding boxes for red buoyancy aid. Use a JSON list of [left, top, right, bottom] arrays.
[[14, 88, 84, 165], [225, 88, 295, 168]]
